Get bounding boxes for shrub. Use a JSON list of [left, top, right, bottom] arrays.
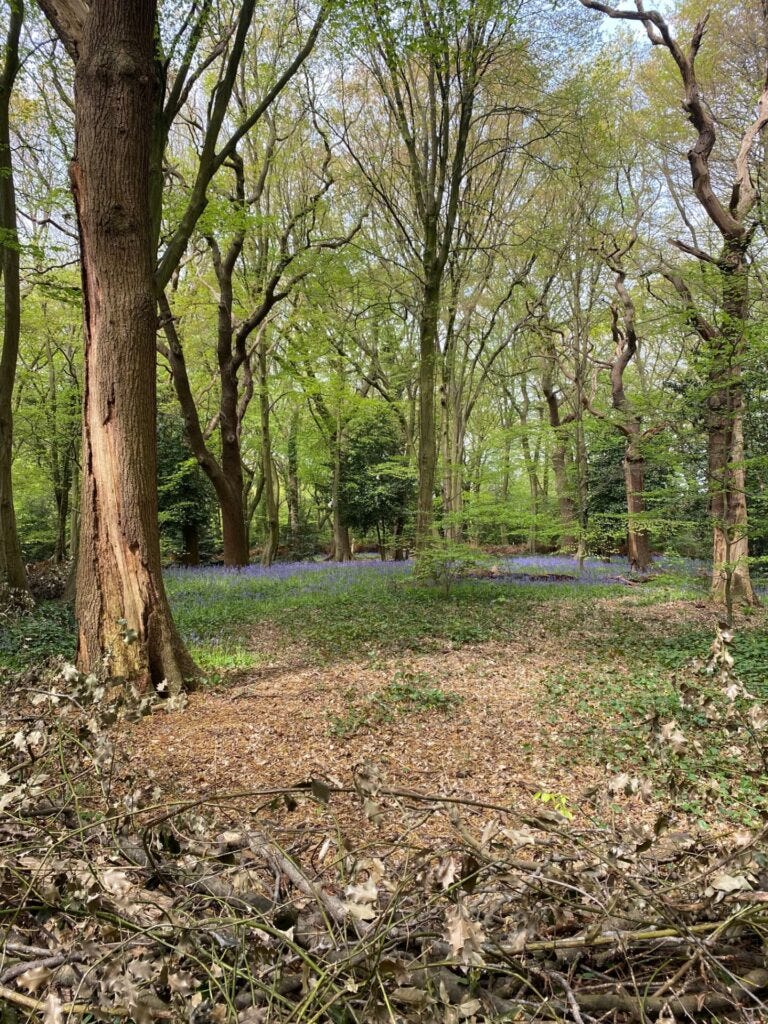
[[414, 541, 489, 595]]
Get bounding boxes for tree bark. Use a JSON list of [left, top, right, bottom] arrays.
[[624, 443, 651, 570], [159, 291, 249, 568], [416, 274, 440, 546], [181, 522, 200, 566], [258, 338, 279, 567], [68, 0, 196, 689], [606, 263, 652, 571], [542, 382, 577, 551], [286, 411, 301, 558], [0, 0, 28, 593], [440, 367, 465, 544], [709, 244, 755, 604], [331, 422, 352, 562]]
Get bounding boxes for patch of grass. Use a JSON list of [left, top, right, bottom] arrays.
[[328, 670, 462, 738], [0, 601, 75, 674], [190, 643, 264, 675], [165, 566, 626, 664]]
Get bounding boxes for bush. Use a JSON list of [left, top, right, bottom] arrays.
[[414, 541, 489, 595]]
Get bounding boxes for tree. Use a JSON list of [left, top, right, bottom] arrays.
[[580, 0, 766, 604], [157, 411, 215, 565], [339, 401, 413, 556], [599, 226, 654, 569], [0, 0, 28, 593], [343, 0, 520, 546], [37, 0, 197, 688]]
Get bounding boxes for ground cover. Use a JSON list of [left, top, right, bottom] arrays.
[[130, 557, 766, 830], [4, 557, 767, 829], [5, 556, 768, 1022]]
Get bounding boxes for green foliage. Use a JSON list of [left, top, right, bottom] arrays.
[[328, 670, 462, 738], [532, 791, 574, 820], [414, 541, 489, 595], [156, 412, 217, 562], [338, 402, 414, 541], [0, 601, 75, 674]]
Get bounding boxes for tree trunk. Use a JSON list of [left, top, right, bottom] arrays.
[[53, 479, 70, 565], [623, 443, 651, 571], [258, 340, 279, 567], [606, 270, 652, 573], [71, 0, 196, 690], [330, 465, 352, 561], [0, 0, 28, 593], [65, 466, 79, 600], [709, 248, 755, 605], [219, 479, 249, 566], [181, 522, 200, 566], [416, 275, 440, 547], [286, 411, 303, 558], [392, 517, 407, 560], [543, 381, 577, 551], [550, 436, 577, 550], [441, 392, 464, 544], [217, 359, 249, 567], [159, 293, 248, 568]]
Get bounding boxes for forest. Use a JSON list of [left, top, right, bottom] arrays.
[[2, 0, 768, 1020]]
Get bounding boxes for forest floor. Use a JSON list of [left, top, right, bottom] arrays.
[[5, 557, 768, 1023], [4, 556, 768, 833], [131, 556, 768, 834]]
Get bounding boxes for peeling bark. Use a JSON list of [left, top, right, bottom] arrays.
[[64, 0, 197, 689]]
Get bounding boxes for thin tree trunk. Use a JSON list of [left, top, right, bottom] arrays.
[[709, 247, 755, 604], [416, 275, 440, 547], [606, 266, 652, 572], [217, 340, 249, 567], [70, 0, 196, 689], [286, 412, 301, 558], [0, 0, 28, 593], [258, 339, 279, 567], [65, 465, 79, 600], [181, 522, 200, 566], [159, 292, 249, 567]]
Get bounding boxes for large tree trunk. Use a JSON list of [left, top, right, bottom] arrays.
[[549, 425, 577, 549], [0, 0, 28, 594], [709, 247, 755, 605], [71, 0, 196, 690], [219, 477, 249, 567]]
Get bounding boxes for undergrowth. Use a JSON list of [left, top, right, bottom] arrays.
[[541, 626, 768, 826]]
